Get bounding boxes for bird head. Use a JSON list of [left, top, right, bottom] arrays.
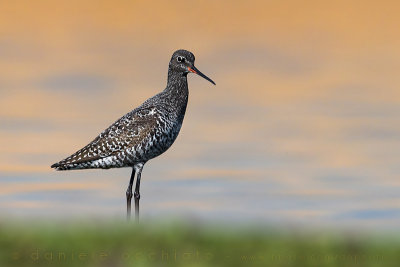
[[169, 49, 215, 85]]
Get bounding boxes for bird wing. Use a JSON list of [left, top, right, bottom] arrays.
[[52, 106, 161, 167]]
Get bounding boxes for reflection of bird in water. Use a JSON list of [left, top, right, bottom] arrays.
[[51, 49, 215, 221]]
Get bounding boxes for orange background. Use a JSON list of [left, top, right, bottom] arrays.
[[0, 0, 399, 227]]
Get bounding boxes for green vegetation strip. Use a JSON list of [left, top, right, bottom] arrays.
[[0, 220, 399, 267]]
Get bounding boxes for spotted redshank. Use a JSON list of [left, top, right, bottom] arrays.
[[51, 49, 215, 221]]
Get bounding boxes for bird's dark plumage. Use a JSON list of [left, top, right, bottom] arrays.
[[51, 49, 215, 171]]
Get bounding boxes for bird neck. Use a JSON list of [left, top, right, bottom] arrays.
[[167, 68, 188, 86], [165, 69, 189, 97], [164, 69, 189, 118]]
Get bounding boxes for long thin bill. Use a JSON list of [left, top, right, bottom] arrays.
[[188, 66, 216, 85]]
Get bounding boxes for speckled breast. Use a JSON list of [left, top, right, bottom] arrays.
[[136, 120, 183, 162]]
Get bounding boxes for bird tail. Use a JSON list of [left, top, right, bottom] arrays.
[[50, 161, 89, 171], [50, 162, 60, 169], [51, 162, 72, 171]]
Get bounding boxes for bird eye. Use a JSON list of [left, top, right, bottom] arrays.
[[177, 56, 185, 63]]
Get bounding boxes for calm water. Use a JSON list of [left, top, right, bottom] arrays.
[[0, 1, 399, 230]]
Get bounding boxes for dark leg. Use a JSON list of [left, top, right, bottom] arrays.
[[126, 168, 135, 221], [134, 163, 144, 222]]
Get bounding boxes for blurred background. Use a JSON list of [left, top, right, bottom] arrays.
[[0, 0, 399, 231]]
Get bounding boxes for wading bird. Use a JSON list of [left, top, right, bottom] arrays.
[[51, 49, 215, 221]]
